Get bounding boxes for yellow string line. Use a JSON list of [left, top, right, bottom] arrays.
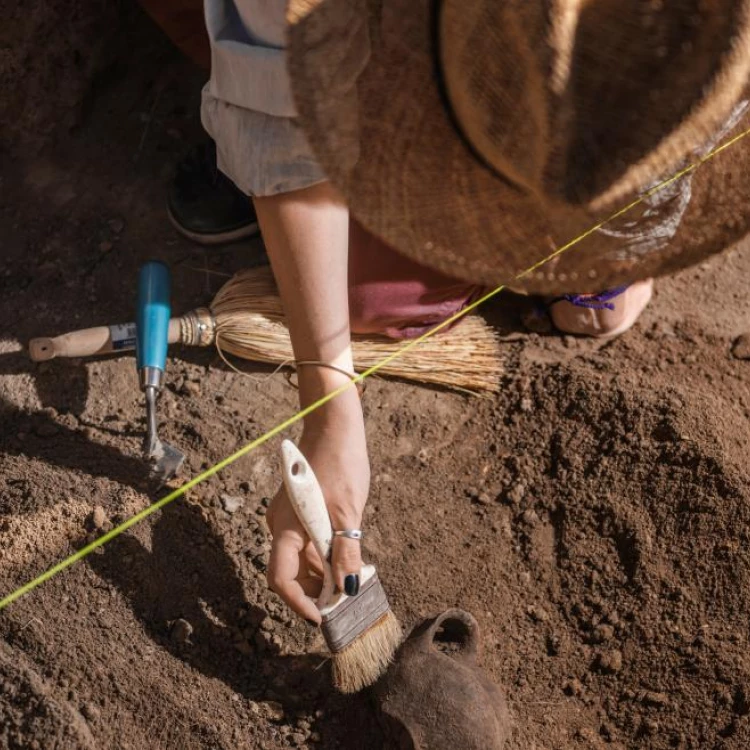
[[2, 124, 749, 613]]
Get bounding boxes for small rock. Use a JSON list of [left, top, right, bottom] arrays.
[[592, 624, 615, 643], [180, 380, 201, 397], [527, 605, 549, 623], [639, 690, 669, 707], [507, 483, 526, 505], [732, 333, 750, 360], [262, 701, 284, 722], [519, 397, 533, 412], [81, 702, 101, 722], [641, 718, 659, 735], [289, 732, 307, 746], [260, 617, 275, 633], [596, 649, 623, 674], [170, 618, 194, 645], [221, 494, 245, 514], [87, 506, 110, 532], [521, 509, 540, 526]]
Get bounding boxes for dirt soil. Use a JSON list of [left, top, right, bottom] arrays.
[[2, 6, 750, 750]]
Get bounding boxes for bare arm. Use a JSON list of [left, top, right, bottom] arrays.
[[253, 181, 369, 622]]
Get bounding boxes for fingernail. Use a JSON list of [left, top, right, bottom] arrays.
[[305, 618, 318, 627], [344, 574, 360, 597]]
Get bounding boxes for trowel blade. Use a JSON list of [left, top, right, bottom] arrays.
[[146, 438, 185, 485]]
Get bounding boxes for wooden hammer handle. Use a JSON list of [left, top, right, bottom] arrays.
[[29, 319, 183, 362]]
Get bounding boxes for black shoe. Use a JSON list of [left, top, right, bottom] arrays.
[[167, 140, 260, 245]]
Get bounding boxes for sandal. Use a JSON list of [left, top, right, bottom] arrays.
[[547, 279, 653, 338]]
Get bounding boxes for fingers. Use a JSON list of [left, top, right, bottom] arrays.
[[331, 536, 363, 597], [267, 529, 322, 624], [303, 543, 325, 579]]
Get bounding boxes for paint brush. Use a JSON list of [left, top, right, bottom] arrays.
[[280, 440, 402, 693]]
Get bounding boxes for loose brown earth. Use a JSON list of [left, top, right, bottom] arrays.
[[2, 5, 750, 749]]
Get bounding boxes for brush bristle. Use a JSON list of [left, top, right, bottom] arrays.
[[331, 611, 402, 693]]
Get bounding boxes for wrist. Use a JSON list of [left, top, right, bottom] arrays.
[[297, 365, 363, 426]]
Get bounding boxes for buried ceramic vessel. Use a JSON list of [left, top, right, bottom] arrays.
[[374, 609, 511, 750]]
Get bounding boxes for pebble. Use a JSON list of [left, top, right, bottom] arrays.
[[181, 380, 201, 397], [527, 605, 549, 623], [639, 690, 669, 707], [289, 732, 307, 746], [81, 702, 101, 722], [732, 333, 750, 360], [88, 506, 110, 532], [170, 618, 194, 645], [221, 494, 245, 514], [596, 649, 623, 674], [521, 509, 540, 526], [260, 618, 275, 633], [507, 483, 526, 505], [592, 624, 615, 643], [262, 701, 284, 721]]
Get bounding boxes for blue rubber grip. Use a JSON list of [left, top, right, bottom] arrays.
[[135, 261, 171, 372]]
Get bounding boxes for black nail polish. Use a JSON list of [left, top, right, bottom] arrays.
[[344, 574, 360, 597]]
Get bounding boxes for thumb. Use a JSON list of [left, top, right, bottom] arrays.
[[331, 536, 363, 597]]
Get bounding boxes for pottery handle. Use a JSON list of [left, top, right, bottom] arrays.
[[420, 609, 481, 664]]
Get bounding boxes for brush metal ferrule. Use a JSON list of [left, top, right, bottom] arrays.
[[321, 571, 391, 652], [179, 308, 216, 347]]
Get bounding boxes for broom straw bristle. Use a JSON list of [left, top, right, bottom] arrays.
[[210, 267, 503, 393], [331, 610, 402, 694]]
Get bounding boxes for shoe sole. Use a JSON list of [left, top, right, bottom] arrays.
[[167, 207, 260, 247]]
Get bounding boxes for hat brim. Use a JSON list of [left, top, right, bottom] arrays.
[[288, 0, 750, 294]]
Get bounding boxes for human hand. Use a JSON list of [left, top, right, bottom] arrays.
[[265, 388, 370, 624]]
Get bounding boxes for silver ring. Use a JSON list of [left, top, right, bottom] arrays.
[[333, 529, 363, 540]]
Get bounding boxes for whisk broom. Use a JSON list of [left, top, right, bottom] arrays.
[[29, 266, 503, 392]]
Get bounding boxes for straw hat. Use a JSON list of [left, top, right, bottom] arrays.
[[287, 0, 750, 294]]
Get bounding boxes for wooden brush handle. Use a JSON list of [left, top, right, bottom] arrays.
[[280, 440, 339, 610], [29, 319, 182, 362]]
